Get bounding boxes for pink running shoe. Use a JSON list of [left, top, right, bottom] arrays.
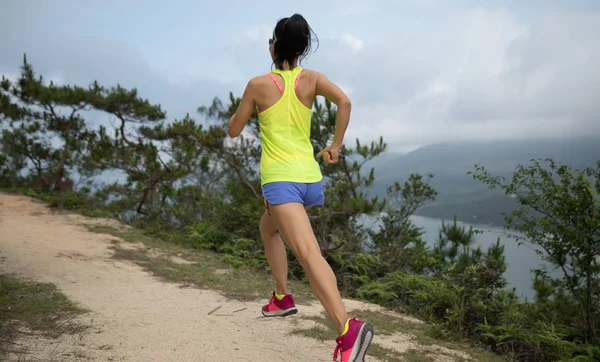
[[261, 291, 298, 317], [333, 318, 374, 362]]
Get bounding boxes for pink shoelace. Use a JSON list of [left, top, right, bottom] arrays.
[[333, 336, 343, 361]]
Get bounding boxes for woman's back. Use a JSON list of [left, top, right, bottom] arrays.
[[254, 68, 317, 113], [257, 67, 321, 187]]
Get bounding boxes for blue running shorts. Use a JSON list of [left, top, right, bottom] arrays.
[[262, 180, 325, 213]]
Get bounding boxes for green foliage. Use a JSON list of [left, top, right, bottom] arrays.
[[24, 187, 112, 218], [186, 221, 231, 250], [470, 158, 600, 361], [2, 59, 599, 362], [1, 55, 94, 192], [185, 220, 267, 271], [325, 252, 382, 295], [471, 159, 600, 343], [370, 174, 438, 274]]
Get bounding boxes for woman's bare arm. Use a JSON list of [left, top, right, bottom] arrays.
[[228, 78, 257, 138], [314, 71, 351, 150]]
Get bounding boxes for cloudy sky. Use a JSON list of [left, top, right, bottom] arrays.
[[1, 0, 599, 152]]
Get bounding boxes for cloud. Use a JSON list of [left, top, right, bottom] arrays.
[[442, 11, 600, 127], [334, 0, 379, 16], [1, 1, 598, 155], [244, 26, 272, 42], [309, 8, 600, 151], [340, 35, 364, 53]]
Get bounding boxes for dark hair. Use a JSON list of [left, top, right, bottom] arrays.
[[272, 14, 318, 70]]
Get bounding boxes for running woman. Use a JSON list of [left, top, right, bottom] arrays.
[[227, 14, 374, 362]]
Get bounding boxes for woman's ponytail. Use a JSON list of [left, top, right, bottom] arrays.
[[272, 14, 318, 70]]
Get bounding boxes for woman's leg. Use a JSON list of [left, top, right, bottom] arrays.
[[268, 202, 349, 335], [259, 210, 288, 295]]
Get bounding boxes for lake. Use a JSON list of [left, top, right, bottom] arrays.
[[362, 214, 556, 301]]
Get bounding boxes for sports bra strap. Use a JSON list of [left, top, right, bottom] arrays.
[[268, 73, 284, 95], [294, 70, 303, 90], [268, 69, 303, 95]]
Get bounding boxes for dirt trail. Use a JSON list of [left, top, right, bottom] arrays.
[[0, 194, 465, 362]]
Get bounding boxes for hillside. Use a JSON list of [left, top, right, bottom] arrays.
[[367, 137, 600, 225]]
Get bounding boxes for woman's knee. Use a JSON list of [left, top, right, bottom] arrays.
[[259, 212, 277, 237]]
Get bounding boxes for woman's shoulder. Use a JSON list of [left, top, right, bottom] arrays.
[[245, 74, 274, 90], [298, 68, 327, 83], [298, 68, 320, 76]]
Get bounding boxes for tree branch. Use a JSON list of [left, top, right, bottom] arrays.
[[115, 112, 143, 149]]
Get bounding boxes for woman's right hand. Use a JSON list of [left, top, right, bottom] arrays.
[[319, 144, 341, 164]]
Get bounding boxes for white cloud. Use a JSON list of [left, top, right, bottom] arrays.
[[340, 35, 364, 53], [316, 8, 600, 151], [335, 0, 378, 16], [243, 25, 272, 42], [2, 1, 598, 154]]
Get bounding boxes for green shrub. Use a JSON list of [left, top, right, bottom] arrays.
[[186, 221, 232, 251], [326, 252, 381, 296], [219, 237, 268, 270], [358, 272, 453, 319]]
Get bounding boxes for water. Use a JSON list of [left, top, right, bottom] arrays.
[[362, 214, 557, 301]]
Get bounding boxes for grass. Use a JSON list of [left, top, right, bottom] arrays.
[[349, 309, 429, 336], [0, 274, 88, 358], [85, 224, 316, 303], [291, 309, 504, 362], [290, 311, 406, 361], [401, 349, 435, 361]]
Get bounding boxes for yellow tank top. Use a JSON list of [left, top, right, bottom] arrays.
[[258, 67, 322, 187]]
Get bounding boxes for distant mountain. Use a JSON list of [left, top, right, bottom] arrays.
[[366, 137, 600, 226]]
